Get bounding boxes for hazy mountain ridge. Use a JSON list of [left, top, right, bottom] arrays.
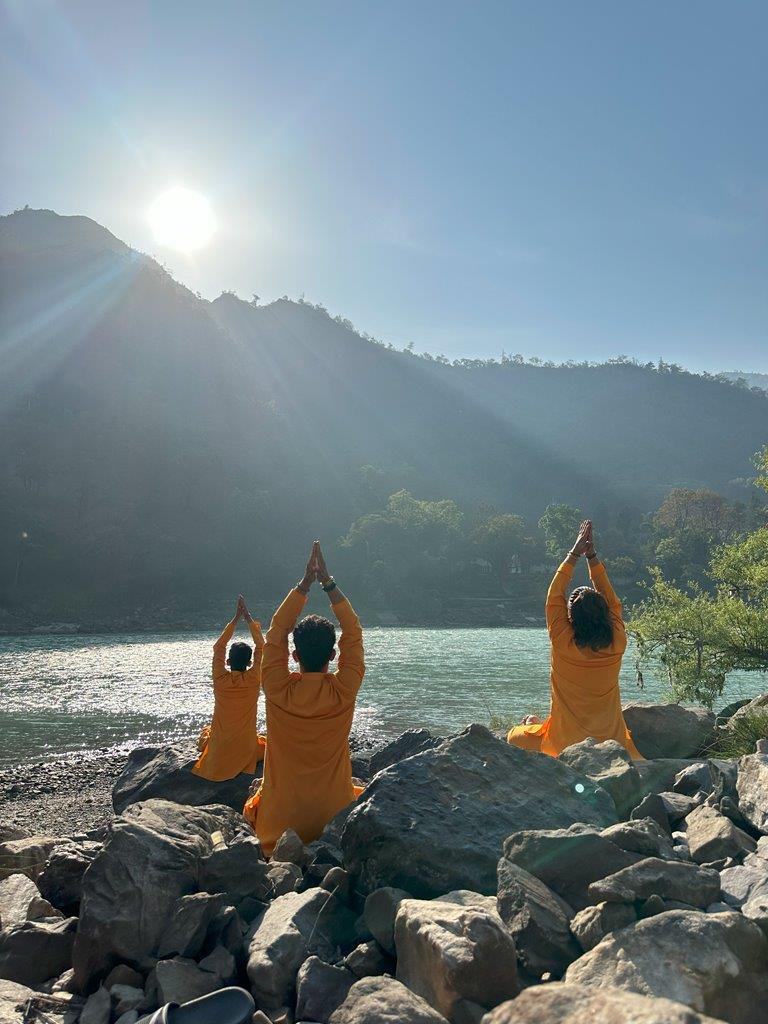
[[1, 208, 766, 622]]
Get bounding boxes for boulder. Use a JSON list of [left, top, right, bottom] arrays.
[[720, 864, 768, 908], [246, 887, 358, 1010], [343, 940, 395, 978], [742, 895, 768, 936], [342, 726, 617, 898], [728, 694, 768, 728], [565, 910, 768, 1024], [558, 738, 642, 819], [673, 761, 714, 796], [496, 860, 579, 977], [104, 965, 144, 990], [80, 985, 111, 1024], [685, 804, 756, 864], [634, 758, 702, 802], [271, 829, 308, 866], [37, 840, 102, 915], [482, 982, 729, 1023], [0, 916, 77, 986], [155, 957, 220, 1004], [111, 984, 144, 1016], [198, 837, 270, 902], [622, 703, 716, 759], [156, 892, 226, 958], [395, 897, 518, 1021], [600, 818, 676, 860], [587, 857, 720, 908], [363, 887, 411, 955], [0, 873, 61, 926], [295, 956, 356, 1023], [72, 800, 229, 988], [197, 945, 236, 982], [629, 793, 672, 834], [736, 754, 768, 834], [329, 976, 450, 1023], [569, 900, 637, 951], [0, 836, 58, 882], [502, 824, 642, 910], [364, 728, 442, 778], [112, 744, 258, 814], [659, 791, 701, 822]]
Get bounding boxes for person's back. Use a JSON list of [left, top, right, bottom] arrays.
[[193, 595, 266, 781], [508, 520, 643, 758], [244, 542, 365, 855]]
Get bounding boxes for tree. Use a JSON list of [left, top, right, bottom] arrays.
[[471, 513, 525, 583], [629, 449, 768, 707], [538, 503, 582, 561]]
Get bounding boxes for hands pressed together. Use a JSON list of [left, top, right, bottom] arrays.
[[233, 593, 254, 623], [297, 540, 332, 595], [569, 520, 597, 560]]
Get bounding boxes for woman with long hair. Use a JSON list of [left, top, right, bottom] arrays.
[[508, 520, 643, 758]]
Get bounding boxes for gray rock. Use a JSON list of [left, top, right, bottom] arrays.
[[659, 791, 701, 822], [197, 945, 236, 982], [587, 857, 720, 908], [344, 940, 395, 979], [559, 738, 642, 819], [482, 982, 729, 1024], [600, 818, 676, 860], [363, 887, 411, 956], [115, 1013, 139, 1024], [630, 793, 671, 834], [569, 901, 637, 952], [246, 887, 358, 1010], [198, 838, 270, 902], [329, 976, 448, 1023], [394, 897, 518, 1021], [202, 904, 245, 960], [155, 957, 220, 1004], [72, 800, 230, 988], [673, 761, 714, 796], [112, 744, 259, 814], [496, 860, 578, 977], [0, 915, 77, 986], [728, 694, 768, 729], [720, 864, 768, 908], [342, 726, 616, 899], [156, 892, 226, 958], [105, 965, 145, 990], [37, 840, 102, 915], [111, 984, 145, 1016], [736, 754, 768, 834], [686, 804, 757, 864], [295, 956, 355, 1023], [271, 829, 308, 866], [0, 873, 61, 926], [364, 729, 442, 778], [742, 895, 768, 936], [565, 910, 768, 1024], [502, 824, 642, 910], [622, 703, 716, 759], [80, 985, 111, 1024], [0, 836, 58, 882]]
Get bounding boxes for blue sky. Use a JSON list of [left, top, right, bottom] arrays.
[[2, 0, 766, 371]]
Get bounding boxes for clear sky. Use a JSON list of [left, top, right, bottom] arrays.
[[2, 0, 766, 371]]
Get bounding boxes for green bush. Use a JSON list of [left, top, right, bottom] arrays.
[[708, 711, 768, 758]]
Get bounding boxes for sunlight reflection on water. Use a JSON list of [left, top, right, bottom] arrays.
[[0, 628, 763, 765]]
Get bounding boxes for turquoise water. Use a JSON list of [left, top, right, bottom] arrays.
[[0, 628, 764, 765]]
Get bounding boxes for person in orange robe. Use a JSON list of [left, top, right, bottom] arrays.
[[244, 542, 365, 856], [508, 520, 644, 759], [192, 594, 267, 781]]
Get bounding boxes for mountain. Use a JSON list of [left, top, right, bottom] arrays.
[[1, 208, 766, 624]]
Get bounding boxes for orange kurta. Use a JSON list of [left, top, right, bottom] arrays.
[[192, 617, 266, 781], [508, 558, 643, 759], [243, 589, 365, 856]]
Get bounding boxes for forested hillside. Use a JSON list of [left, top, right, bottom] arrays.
[[1, 208, 766, 628]]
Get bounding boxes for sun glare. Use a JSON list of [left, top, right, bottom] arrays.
[[148, 187, 216, 252]]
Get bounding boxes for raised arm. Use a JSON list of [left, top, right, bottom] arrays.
[[241, 597, 264, 653], [261, 548, 315, 702], [212, 597, 243, 681], [547, 520, 593, 643], [314, 542, 364, 699], [587, 553, 625, 631]]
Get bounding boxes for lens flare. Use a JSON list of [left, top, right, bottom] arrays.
[[148, 187, 216, 252]]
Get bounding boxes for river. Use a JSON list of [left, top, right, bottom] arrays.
[[0, 628, 763, 766]]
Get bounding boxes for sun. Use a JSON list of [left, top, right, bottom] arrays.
[[148, 187, 216, 252]]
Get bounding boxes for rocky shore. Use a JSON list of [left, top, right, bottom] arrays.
[[0, 699, 767, 1024]]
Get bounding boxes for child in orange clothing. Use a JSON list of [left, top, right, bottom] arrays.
[[193, 594, 266, 781], [508, 520, 643, 759]]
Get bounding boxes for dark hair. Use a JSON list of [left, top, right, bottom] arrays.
[[568, 587, 614, 651], [228, 641, 253, 672], [293, 615, 336, 672]]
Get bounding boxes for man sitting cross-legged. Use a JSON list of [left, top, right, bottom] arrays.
[[244, 541, 365, 856]]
